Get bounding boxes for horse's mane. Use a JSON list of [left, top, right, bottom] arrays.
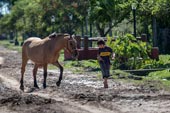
[[49, 32, 70, 38]]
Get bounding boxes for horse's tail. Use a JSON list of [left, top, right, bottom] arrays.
[[21, 38, 33, 59]]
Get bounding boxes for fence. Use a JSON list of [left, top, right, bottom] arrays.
[[64, 34, 159, 60]]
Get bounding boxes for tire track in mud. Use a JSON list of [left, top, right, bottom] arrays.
[[1, 69, 170, 113], [0, 73, 116, 113], [1, 73, 170, 113]]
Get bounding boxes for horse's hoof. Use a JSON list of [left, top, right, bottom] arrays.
[[56, 81, 61, 87], [20, 86, 24, 91], [34, 85, 39, 89], [43, 84, 46, 89]]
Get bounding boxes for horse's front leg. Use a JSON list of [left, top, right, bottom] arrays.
[[52, 61, 63, 86], [33, 64, 39, 89], [43, 64, 47, 88]]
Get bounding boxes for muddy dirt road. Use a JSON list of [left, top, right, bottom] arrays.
[[0, 45, 170, 113]]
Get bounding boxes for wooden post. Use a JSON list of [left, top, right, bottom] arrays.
[[151, 47, 159, 60], [74, 36, 81, 49], [84, 36, 88, 50], [152, 16, 157, 47], [141, 34, 147, 42]]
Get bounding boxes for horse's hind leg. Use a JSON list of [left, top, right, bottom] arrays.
[[20, 58, 28, 91], [53, 61, 63, 87], [33, 64, 39, 88], [43, 64, 47, 89]]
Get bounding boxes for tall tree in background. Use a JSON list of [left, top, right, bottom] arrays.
[[89, 0, 131, 37], [1, 0, 170, 42], [0, 0, 87, 37], [54, 0, 89, 36]]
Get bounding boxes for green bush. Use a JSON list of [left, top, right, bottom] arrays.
[[107, 34, 152, 70]]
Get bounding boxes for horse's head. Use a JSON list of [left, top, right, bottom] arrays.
[[65, 35, 78, 59], [48, 32, 78, 59]]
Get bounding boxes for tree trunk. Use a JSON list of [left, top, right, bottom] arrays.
[[96, 22, 113, 37], [152, 16, 157, 47], [81, 22, 84, 37], [96, 23, 105, 37], [85, 17, 88, 36]]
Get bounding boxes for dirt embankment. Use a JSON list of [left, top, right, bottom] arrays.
[[0, 45, 170, 113]]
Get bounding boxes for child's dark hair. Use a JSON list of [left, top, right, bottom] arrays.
[[97, 39, 105, 45]]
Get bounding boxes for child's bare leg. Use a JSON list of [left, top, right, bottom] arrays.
[[103, 78, 108, 88]]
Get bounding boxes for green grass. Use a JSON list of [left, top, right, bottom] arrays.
[[142, 55, 170, 69], [159, 55, 170, 63], [148, 69, 170, 80], [0, 40, 22, 52], [109, 69, 170, 91], [62, 60, 100, 74], [113, 54, 170, 91], [143, 69, 170, 90]]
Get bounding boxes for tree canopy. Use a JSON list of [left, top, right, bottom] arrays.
[[0, 0, 170, 38]]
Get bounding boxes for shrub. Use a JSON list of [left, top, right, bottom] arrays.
[[107, 34, 152, 70]]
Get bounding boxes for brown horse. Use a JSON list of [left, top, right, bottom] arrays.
[[20, 32, 78, 91]]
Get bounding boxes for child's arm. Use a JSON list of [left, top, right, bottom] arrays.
[[109, 47, 115, 60], [97, 54, 103, 61], [111, 52, 115, 60]]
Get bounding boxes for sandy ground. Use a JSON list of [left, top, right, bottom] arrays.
[[0, 45, 170, 113]]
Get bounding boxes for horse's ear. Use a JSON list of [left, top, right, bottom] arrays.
[[71, 34, 76, 38], [71, 34, 75, 39], [49, 32, 57, 38]]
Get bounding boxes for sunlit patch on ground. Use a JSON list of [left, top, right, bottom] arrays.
[[0, 57, 4, 65]]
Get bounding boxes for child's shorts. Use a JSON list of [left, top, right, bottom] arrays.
[[99, 61, 110, 78]]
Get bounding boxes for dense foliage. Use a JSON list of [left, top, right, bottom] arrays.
[[89, 0, 131, 36], [107, 34, 152, 69], [0, 0, 89, 38], [0, 0, 169, 38]]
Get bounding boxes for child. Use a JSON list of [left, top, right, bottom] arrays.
[[97, 39, 113, 88]]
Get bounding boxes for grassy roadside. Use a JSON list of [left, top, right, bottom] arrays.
[[1, 40, 170, 91], [0, 40, 22, 52]]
